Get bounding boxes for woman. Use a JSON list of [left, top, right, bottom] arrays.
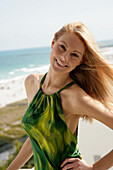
[[7, 22, 113, 170]]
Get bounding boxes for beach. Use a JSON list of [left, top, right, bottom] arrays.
[[0, 76, 27, 108]]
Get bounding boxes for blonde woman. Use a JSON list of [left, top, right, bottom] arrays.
[[7, 22, 113, 170]]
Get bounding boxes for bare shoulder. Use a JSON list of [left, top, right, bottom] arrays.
[[61, 83, 88, 115], [67, 83, 89, 106], [25, 73, 44, 105], [67, 84, 113, 130], [69, 83, 106, 113], [25, 73, 43, 87]]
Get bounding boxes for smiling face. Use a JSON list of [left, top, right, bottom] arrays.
[[50, 32, 86, 75]]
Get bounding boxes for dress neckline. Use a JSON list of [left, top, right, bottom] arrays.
[[40, 73, 75, 96]]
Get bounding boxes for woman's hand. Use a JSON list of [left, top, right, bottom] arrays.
[[60, 158, 93, 170]]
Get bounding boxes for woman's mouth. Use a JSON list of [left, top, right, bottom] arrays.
[[56, 59, 68, 67]]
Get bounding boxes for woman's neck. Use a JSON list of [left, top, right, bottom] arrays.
[[43, 68, 72, 90]]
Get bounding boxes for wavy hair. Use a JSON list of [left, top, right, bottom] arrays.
[[54, 22, 113, 121]]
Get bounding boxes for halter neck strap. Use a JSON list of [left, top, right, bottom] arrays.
[[40, 73, 75, 94]]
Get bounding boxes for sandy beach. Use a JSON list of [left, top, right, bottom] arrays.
[[0, 76, 27, 108]]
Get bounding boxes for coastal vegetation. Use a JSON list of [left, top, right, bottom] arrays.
[[0, 99, 34, 169]]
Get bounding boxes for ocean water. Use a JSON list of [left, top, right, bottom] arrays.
[[0, 46, 51, 82], [0, 40, 113, 83]]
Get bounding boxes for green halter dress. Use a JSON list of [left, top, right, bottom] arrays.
[[21, 73, 82, 170]]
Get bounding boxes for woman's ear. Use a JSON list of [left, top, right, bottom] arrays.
[[51, 38, 55, 49]]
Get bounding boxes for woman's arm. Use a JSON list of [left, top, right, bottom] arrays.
[[77, 92, 113, 169], [7, 137, 33, 170], [60, 150, 113, 170], [7, 74, 43, 170], [68, 86, 113, 130], [77, 93, 113, 130], [61, 87, 113, 169], [80, 92, 113, 168], [93, 149, 113, 170]]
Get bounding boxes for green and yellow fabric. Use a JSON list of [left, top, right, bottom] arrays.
[[21, 73, 82, 170]]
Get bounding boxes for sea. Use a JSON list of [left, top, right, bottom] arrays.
[[0, 39, 113, 83], [0, 46, 51, 83]]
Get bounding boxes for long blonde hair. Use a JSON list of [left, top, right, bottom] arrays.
[[54, 22, 113, 117]]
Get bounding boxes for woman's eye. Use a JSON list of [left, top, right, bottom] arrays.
[[71, 53, 79, 58], [59, 44, 66, 50]]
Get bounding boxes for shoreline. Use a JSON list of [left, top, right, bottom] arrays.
[[0, 76, 27, 108]]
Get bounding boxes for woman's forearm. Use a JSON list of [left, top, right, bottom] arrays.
[[7, 137, 33, 170], [93, 150, 113, 170]]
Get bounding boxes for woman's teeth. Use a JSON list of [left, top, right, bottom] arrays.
[[56, 59, 67, 67]]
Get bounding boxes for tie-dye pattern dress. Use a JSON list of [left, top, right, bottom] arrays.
[[21, 73, 82, 170]]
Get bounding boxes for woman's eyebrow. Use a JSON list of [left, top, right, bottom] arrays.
[[73, 50, 82, 56], [60, 41, 68, 47]]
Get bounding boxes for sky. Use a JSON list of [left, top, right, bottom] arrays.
[[0, 0, 113, 51]]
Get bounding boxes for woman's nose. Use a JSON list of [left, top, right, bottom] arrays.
[[60, 52, 69, 62]]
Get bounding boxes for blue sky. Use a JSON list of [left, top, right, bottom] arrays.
[[0, 0, 113, 51]]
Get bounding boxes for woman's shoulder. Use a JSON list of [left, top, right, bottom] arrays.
[[25, 73, 44, 104], [61, 83, 89, 114], [67, 83, 88, 101], [70, 84, 94, 108], [65, 83, 96, 114], [25, 73, 43, 86], [67, 84, 113, 124]]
